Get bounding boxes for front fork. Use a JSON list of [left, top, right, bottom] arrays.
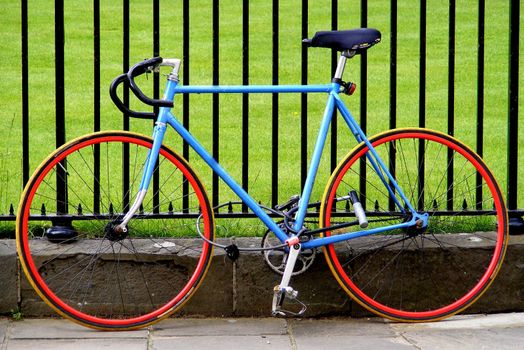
[[116, 122, 168, 233]]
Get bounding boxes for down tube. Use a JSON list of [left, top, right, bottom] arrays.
[[165, 111, 289, 243]]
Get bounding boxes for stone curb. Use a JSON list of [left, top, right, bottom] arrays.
[[1, 236, 523, 318]]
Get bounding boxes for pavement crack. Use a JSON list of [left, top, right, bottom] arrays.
[[397, 331, 422, 350], [1, 321, 13, 350], [146, 326, 153, 350], [286, 319, 298, 350]]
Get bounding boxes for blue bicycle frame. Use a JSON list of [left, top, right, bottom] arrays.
[[130, 61, 426, 251]]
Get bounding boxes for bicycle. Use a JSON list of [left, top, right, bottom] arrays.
[[16, 28, 508, 330]]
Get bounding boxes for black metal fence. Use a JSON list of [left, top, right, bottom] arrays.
[[4, 0, 523, 228]]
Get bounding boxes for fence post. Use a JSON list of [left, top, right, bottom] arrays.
[[21, 0, 29, 187], [508, 0, 523, 234], [330, 0, 338, 174], [45, 0, 78, 241], [300, 0, 308, 190], [271, 0, 280, 208], [359, 0, 368, 210], [476, 0, 485, 211], [242, 0, 249, 212], [54, 0, 68, 216], [182, 0, 190, 213], [212, 0, 220, 210], [389, 0, 397, 212]]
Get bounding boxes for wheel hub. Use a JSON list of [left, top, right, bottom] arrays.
[[104, 221, 128, 241], [403, 215, 429, 236]]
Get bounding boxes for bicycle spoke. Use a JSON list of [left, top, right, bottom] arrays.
[[322, 129, 507, 321], [18, 132, 214, 329]]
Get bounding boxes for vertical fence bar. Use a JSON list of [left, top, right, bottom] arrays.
[[94, 0, 100, 133], [212, 0, 220, 209], [242, 0, 249, 212], [55, 0, 67, 215], [93, 0, 100, 214], [418, 0, 427, 128], [389, 0, 397, 131], [152, 0, 160, 213], [446, 0, 456, 211], [300, 0, 308, 190], [123, 0, 130, 131], [360, 0, 367, 129], [417, 0, 427, 211], [55, 0, 65, 149], [153, 0, 160, 93], [21, 0, 29, 186], [122, 0, 130, 211], [271, 0, 279, 208], [212, 2, 220, 204], [418, 0, 426, 129], [182, 0, 190, 213], [476, 0, 485, 210], [389, 0, 398, 211], [507, 0, 520, 212], [359, 0, 368, 210], [448, 0, 456, 133], [330, 0, 338, 173]]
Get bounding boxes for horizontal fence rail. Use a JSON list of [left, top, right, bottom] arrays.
[[1, 0, 522, 233]]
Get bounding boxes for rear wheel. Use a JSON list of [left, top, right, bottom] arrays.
[[17, 131, 214, 330], [320, 128, 508, 321]]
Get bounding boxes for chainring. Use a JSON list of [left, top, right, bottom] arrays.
[[261, 224, 316, 276]]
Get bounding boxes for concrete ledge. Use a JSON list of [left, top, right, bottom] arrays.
[[2, 236, 523, 318], [0, 240, 18, 314]]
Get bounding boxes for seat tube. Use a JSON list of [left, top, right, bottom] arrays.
[[293, 92, 337, 231]]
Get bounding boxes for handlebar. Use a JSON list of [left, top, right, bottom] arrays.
[[109, 57, 174, 120]]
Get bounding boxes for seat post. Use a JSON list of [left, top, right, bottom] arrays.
[[333, 54, 347, 80], [333, 50, 357, 80]]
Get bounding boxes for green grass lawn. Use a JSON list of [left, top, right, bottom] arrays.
[[0, 0, 523, 228]]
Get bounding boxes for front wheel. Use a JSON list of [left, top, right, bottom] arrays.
[[16, 131, 215, 330], [320, 128, 508, 322]]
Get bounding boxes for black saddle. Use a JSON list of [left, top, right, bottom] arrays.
[[303, 28, 381, 54]]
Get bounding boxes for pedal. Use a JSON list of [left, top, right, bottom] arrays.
[[271, 285, 307, 317]]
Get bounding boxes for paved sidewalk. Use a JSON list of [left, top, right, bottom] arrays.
[[1, 313, 523, 349]]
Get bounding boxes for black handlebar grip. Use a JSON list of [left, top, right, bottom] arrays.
[[127, 57, 163, 78], [127, 57, 174, 108], [109, 73, 156, 120]]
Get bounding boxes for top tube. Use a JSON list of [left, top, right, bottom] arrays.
[[172, 84, 335, 94]]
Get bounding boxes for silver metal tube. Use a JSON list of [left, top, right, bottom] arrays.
[[334, 55, 347, 80], [161, 58, 182, 81], [117, 189, 147, 232], [278, 243, 301, 288]]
